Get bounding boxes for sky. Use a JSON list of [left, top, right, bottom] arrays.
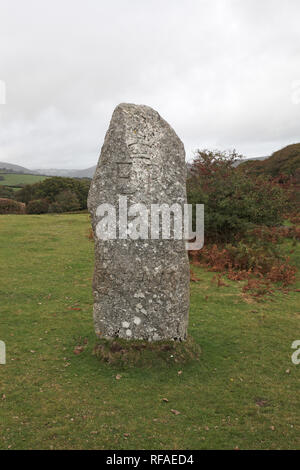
[[0, 0, 299, 169]]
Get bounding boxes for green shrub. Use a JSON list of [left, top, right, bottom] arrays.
[[0, 186, 16, 199], [26, 199, 49, 214], [16, 177, 90, 210], [48, 201, 64, 213], [187, 149, 288, 242], [54, 190, 81, 212]]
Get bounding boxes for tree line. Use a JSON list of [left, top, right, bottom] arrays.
[[2, 177, 91, 214]]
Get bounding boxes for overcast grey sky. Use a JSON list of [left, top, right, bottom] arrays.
[[0, 0, 299, 169]]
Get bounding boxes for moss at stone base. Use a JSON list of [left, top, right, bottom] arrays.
[[93, 336, 201, 368]]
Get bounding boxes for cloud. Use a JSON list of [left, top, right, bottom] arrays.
[[0, 0, 299, 168]]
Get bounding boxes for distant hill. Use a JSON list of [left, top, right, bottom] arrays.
[[234, 156, 268, 167], [2, 143, 300, 181], [0, 161, 36, 174], [240, 143, 300, 178], [0, 161, 96, 179], [34, 166, 96, 178]]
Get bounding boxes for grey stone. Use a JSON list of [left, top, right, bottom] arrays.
[[88, 103, 190, 341]]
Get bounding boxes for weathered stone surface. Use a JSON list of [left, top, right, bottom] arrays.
[[88, 103, 189, 341]]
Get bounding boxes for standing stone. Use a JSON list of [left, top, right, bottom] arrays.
[[88, 103, 189, 341]]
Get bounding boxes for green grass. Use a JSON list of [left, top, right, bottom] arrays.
[[0, 172, 49, 189], [0, 214, 299, 450]]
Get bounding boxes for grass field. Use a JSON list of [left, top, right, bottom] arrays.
[[0, 172, 49, 189], [0, 214, 299, 450]]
